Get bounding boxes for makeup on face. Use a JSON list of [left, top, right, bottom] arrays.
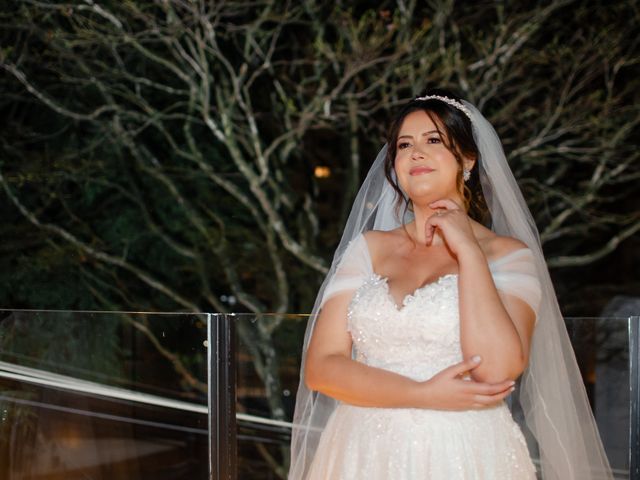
[[409, 166, 435, 176]]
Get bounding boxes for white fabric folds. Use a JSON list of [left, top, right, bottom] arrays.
[[319, 235, 373, 309]]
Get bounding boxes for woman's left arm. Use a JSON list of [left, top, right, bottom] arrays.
[[456, 242, 536, 383], [425, 198, 536, 384]]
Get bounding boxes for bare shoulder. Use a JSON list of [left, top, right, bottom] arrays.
[[361, 229, 390, 256], [362, 229, 404, 265], [486, 235, 530, 260]]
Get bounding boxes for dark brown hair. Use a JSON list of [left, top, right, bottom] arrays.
[[384, 88, 490, 232]]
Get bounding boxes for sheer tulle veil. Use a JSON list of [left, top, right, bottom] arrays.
[[288, 97, 613, 479]]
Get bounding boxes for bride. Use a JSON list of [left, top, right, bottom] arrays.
[[288, 89, 613, 479]]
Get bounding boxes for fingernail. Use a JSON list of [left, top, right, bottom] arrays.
[[509, 381, 515, 386], [472, 355, 481, 363], [510, 386, 516, 392]]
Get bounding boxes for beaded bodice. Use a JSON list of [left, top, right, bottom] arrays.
[[347, 272, 462, 382]]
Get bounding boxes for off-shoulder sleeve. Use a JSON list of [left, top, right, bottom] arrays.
[[319, 233, 373, 309], [489, 248, 543, 324]]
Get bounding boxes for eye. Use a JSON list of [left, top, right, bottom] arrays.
[[427, 136, 441, 144], [397, 142, 411, 150]]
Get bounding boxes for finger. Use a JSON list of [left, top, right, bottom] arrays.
[[473, 387, 515, 405], [471, 401, 502, 410], [425, 220, 438, 245], [426, 212, 443, 227], [471, 380, 516, 395], [429, 198, 461, 210], [448, 355, 482, 376], [460, 380, 509, 396], [482, 390, 514, 408], [425, 215, 443, 242]]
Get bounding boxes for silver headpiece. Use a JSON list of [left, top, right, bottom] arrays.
[[414, 94, 474, 121]]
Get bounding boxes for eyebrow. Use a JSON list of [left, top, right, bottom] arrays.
[[397, 130, 440, 140]]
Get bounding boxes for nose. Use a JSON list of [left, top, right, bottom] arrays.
[[410, 145, 426, 160]]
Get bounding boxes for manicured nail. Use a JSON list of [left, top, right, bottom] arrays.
[[509, 381, 515, 386], [472, 355, 481, 363]]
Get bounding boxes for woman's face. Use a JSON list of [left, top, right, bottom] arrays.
[[394, 109, 468, 206]]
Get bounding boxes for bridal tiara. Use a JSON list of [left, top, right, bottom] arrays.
[[414, 95, 473, 121]]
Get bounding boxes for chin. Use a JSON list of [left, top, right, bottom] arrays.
[[407, 194, 438, 207], [406, 184, 439, 199]]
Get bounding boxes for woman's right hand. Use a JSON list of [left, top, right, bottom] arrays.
[[420, 356, 516, 410]]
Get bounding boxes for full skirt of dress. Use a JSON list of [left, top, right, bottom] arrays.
[[305, 400, 537, 480]]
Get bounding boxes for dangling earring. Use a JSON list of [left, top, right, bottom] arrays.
[[463, 168, 471, 182]]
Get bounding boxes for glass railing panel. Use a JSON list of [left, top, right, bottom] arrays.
[[0, 309, 209, 480], [234, 313, 307, 479], [565, 316, 632, 480]]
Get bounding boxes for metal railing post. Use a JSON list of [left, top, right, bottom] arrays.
[[209, 313, 237, 480], [629, 316, 640, 480]]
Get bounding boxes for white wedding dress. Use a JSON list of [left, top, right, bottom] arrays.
[[305, 233, 541, 480]]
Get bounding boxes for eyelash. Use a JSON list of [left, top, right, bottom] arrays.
[[397, 137, 441, 149]]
